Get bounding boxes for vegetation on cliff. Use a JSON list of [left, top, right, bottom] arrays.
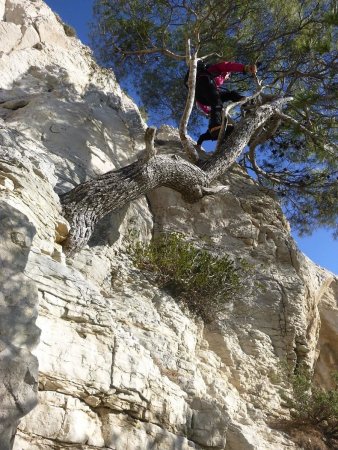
[[131, 232, 241, 322], [276, 368, 338, 449]]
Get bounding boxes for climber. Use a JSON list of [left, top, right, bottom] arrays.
[[195, 96, 257, 150], [188, 60, 257, 147]]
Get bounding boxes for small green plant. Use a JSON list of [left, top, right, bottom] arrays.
[[54, 12, 76, 37], [276, 367, 338, 449], [132, 232, 241, 322], [63, 23, 76, 37], [138, 105, 148, 122]]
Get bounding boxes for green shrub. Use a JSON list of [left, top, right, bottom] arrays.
[[277, 367, 338, 449], [138, 105, 148, 122], [63, 23, 76, 37], [132, 232, 241, 322], [55, 11, 76, 37]]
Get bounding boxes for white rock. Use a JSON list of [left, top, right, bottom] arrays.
[[0, 0, 5, 21], [0, 1, 336, 450], [18, 391, 105, 446], [5, 0, 49, 26], [34, 16, 69, 48], [101, 413, 197, 449], [0, 22, 22, 53], [36, 314, 113, 392], [16, 25, 40, 50]]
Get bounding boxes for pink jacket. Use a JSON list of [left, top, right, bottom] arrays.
[[196, 61, 245, 115]]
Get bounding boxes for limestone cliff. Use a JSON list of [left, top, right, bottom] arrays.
[[0, 1, 337, 449]]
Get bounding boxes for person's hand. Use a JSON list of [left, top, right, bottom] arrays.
[[244, 64, 257, 75]]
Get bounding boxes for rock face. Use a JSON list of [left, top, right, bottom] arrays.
[[0, 1, 337, 449]]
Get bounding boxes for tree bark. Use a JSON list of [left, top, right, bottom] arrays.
[[60, 97, 291, 254], [61, 155, 208, 254]]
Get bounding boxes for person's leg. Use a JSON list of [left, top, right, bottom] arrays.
[[195, 76, 223, 129], [207, 121, 235, 141]]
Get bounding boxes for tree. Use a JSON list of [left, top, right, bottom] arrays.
[[60, 0, 337, 253]]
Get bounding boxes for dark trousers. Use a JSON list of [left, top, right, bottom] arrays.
[[195, 75, 245, 129]]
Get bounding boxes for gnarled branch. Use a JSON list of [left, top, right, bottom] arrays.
[[60, 97, 292, 255]]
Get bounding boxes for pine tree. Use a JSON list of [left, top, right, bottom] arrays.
[[60, 0, 337, 252], [91, 0, 337, 236]]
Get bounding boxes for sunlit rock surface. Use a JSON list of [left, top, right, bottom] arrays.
[[0, 1, 336, 449]]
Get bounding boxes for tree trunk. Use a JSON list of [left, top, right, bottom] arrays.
[[60, 98, 291, 254], [61, 155, 208, 254]]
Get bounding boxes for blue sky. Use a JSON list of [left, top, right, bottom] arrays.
[[44, 0, 337, 274]]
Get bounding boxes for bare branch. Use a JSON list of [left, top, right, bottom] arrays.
[[202, 97, 293, 180], [185, 38, 191, 66], [276, 111, 317, 137], [179, 44, 199, 162], [121, 47, 186, 60], [200, 52, 223, 60], [138, 127, 157, 163], [202, 185, 230, 195], [214, 108, 228, 155], [248, 145, 283, 184], [214, 75, 267, 156]]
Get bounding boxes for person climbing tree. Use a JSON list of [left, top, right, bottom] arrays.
[[193, 60, 257, 142], [60, 0, 337, 254]]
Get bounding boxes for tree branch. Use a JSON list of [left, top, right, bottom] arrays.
[[178, 42, 199, 162], [202, 97, 293, 180], [248, 145, 284, 185], [246, 115, 282, 183], [120, 47, 186, 60], [138, 127, 157, 163], [61, 151, 208, 255], [249, 115, 282, 150], [214, 77, 267, 155], [60, 97, 293, 255], [276, 111, 317, 138]]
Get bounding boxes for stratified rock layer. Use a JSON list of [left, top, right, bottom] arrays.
[[0, 1, 337, 449]]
